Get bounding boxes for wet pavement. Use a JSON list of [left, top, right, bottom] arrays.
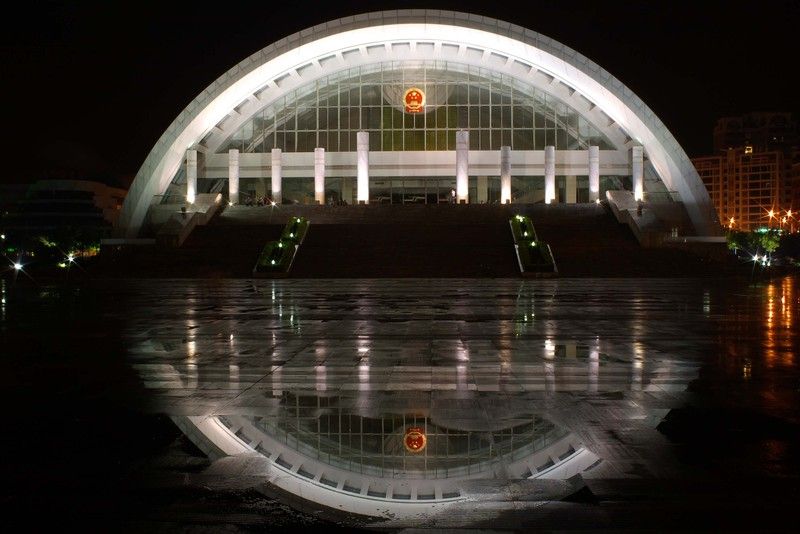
[[1, 276, 798, 530]]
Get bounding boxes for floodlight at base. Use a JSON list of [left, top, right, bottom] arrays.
[[13, 263, 22, 270]]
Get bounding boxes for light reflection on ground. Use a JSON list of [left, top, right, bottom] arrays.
[[2, 276, 798, 530]]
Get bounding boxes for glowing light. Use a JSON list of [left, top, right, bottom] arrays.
[[270, 259, 276, 265], [0, 234, 5, 240], [768, 209, 775, 219], [228, 201, 233, 206], [270, 201, 276, 206], [530, 241, 536, 247], [289, 233, 294, 237], [67, 254, 75, 262], [753, 255, 759, 261], [357, 347, 369, 353], [523, 231, 528, 237], [278, 242, 283, 248], [595, 198, 600, 204], [13, 262, 22, 270], [57, 262, 67, 268]]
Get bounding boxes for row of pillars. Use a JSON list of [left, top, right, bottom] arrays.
[[184, 132, 644, 205]]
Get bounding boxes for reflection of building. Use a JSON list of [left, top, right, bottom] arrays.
[[172, 391, 599, 519], [693, 113, 798, 231], [118, 10, 719, 238], [133, 337, 689, 520]]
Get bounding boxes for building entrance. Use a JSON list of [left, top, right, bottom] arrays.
[[369, 178, 458, 204]]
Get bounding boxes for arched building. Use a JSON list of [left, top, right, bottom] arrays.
[[118, 10, 720, 237]]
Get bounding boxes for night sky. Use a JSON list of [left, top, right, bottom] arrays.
[[2, 0, 797, 187]]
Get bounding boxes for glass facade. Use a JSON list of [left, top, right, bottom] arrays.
[[220, 61, 615, 154], [227, 392, 568, 480]]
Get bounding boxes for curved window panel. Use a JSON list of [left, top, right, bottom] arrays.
[[219, 62, 615, 154]]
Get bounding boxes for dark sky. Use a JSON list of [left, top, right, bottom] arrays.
[[2, 0, 798, 187]]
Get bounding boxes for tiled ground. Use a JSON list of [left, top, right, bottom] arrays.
[[123, 278, 792, 485], [3, 276, 798, 530]]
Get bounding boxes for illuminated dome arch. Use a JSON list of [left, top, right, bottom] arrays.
[[119, 10, 719, 236]]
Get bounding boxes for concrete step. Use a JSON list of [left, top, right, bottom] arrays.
[[291, 223, 518, 277], [98, 203, 726, 278]]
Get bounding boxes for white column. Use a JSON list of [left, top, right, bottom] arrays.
[[314, 147, 325, 204], [456, 130, 469, 203], [228, 149, 239, 205], [631, 360, 643, 392], [544, 145, 555, 204], [589, 347, 599, 393], [186, 149, 197, 204], [316, 365, 327, 392], [589, 145, 600, 202], [632, 145, 644, 201], [544, 361, 555, 394], [357, 131, 369, 204], [500, 145, 511, 204], [228, 364, 239, 390], [271, 148, 282, 204], [271, 366, 283, 397], [477, 176, 488, 204], [565, 175, 577, 204]]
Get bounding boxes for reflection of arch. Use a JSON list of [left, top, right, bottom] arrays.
[[172, 407, 598, 520], [119, 10, 718, 237]]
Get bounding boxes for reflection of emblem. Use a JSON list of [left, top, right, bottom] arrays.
[[403, 87, 425, 113], [404, 427, 427, 453]]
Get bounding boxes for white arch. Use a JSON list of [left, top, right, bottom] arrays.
[[119, 10, 719, 236]]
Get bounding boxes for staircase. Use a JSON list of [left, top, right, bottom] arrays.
[[99, 203, 726, 278], [291, 221, 518, 277], [520, 204, 719, 276]]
